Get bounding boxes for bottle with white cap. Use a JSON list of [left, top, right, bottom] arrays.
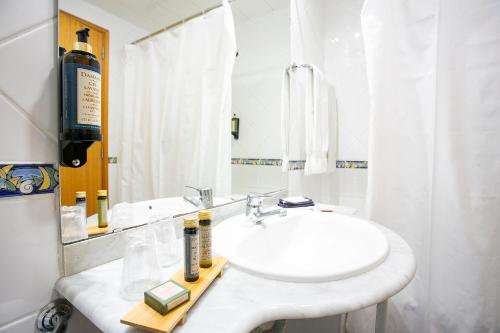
[[97, 189, 108, 228], [75, 191, 87, 224]]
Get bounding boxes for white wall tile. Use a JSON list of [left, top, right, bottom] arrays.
[[0, 96, 57, 162], [0, 19, 58, 143], [0, 0, 61, 330], [0, 312, 38, 333], [0, 195, 60, 326], [232, 6, 289, 161], [0, 0, 55, 41]]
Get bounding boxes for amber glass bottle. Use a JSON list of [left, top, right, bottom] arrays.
[[199, 210, 212, 268]]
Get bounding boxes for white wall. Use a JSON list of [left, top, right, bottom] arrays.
[[59, 0, 148, 206], [0, 0, 61, 331], [324, 0, 369, 215], [287, 0, 369, 215], [231, 4, 289, 195]]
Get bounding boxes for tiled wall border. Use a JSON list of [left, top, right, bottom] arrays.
[[0, 163, 59, 197], [231, 158, 367, 169]]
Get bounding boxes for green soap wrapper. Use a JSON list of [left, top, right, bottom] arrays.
[[144, 280, 190, 315]]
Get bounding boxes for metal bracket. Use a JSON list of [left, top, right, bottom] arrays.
[[36, 299, 72, 333]]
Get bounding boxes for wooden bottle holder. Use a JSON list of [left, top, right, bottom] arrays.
[[121, 256, 228, 333]]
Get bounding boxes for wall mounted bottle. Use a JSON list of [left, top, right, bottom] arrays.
[[60, 28, 102, 168]]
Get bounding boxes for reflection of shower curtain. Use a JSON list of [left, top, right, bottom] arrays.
[[118, 2, 236, 203], [358, 1, 500, 332]]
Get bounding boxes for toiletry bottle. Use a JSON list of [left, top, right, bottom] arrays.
[[199, 210, 212, 268], [183, 216, 199, 282], [97, 190, 108, 228], [61, 28, 102, 142], [75, 191, 87, 223]]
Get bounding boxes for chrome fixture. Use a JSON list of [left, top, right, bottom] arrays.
[[246, 193, 287, 224], [132, 0, 238, 45], [36, 299, 72, 333], [183, 186, 213, 208], [285, 62, 314, 73]]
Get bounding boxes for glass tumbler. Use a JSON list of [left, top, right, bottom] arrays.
[[120, 226, 162, 301], [111, 202, 133, 231], [60, 206, 87, 243], [153, 216, 180, 267]]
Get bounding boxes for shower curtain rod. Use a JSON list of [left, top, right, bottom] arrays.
[[132, 0, 236, 45]]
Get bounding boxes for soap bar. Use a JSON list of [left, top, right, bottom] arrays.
[[144, 280, 190, 315]]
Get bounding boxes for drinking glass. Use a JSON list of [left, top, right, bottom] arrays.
[[120, 226, 162, 301]]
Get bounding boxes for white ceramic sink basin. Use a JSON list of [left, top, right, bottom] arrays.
[[213, 209, 390, 282]]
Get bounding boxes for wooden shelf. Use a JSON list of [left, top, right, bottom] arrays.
[[121, 256, 228, 333]]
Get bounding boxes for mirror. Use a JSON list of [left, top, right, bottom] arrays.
[[58, 0, 289, 243]]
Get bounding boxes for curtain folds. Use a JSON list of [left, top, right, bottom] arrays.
[[361, 0, 500, 332], [118, 2, 236, 203]]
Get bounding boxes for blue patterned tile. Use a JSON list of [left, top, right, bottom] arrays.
[[0, 163, 59, 197]]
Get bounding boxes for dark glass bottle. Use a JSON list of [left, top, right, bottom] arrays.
[[184, 216, 199, 282], [61, 28, 102, 142]]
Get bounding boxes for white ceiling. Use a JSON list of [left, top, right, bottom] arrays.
[[83, 0, 289, 33]]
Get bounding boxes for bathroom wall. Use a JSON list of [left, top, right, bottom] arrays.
[[0, 0, 61, 331], [59, 0, 148, 207], [231, 0, 289, 195], [288, 0, 369, 216], [324, 0, 369, 215]]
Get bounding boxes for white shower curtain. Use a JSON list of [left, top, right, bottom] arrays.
[[361, 0, 500, 332], [118, 2, 236, 203]]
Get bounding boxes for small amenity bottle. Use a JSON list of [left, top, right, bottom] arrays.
[[75, 191, 87, 223], [183, 216, 199, 282], [97, 190, 108, 228], [199, 210, 212, 268]]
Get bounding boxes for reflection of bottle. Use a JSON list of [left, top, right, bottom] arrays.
[[97, 190, 108, 228], [231, 114, 239, 139], [183, 216, 199, 282], [199, 210, 212, 268], [75, 191, 87, 223], [62, 28, 102, 142]]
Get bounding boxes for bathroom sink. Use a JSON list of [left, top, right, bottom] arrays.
[[213, 209, 389, 282]]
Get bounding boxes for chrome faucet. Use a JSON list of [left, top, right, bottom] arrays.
[[246, 193, 287, 224], [183, 186, 213, 208]]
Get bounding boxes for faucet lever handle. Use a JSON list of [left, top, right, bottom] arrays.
[[246, 193, 273, 207], [184, 186, 213, 208]]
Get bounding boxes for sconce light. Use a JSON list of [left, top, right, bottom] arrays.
[[231, 114, 239, 140]]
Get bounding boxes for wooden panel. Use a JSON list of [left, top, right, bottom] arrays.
[[59, 10, 109, 216], [121, 257, 228, 333]]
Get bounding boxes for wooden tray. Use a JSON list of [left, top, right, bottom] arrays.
[[87, 225, 108, 236], [120, 256, 228, 333]]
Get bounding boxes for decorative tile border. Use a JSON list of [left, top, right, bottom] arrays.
[[231, 158, 367, 170], [231, 158, 282, 166], [335, 160, 368, 169], [0, 163, 59, 197]]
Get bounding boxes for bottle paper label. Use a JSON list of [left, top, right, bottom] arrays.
[[189, 235, 199, 275], [200, 225, 212, 261], [97, 198, 108, 227], [77, 68, 101, 126]]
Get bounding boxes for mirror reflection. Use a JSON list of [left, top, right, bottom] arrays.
[[58, 0, 288, 243]]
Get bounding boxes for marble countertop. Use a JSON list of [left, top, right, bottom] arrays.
[[55, 224, 416, 333]]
